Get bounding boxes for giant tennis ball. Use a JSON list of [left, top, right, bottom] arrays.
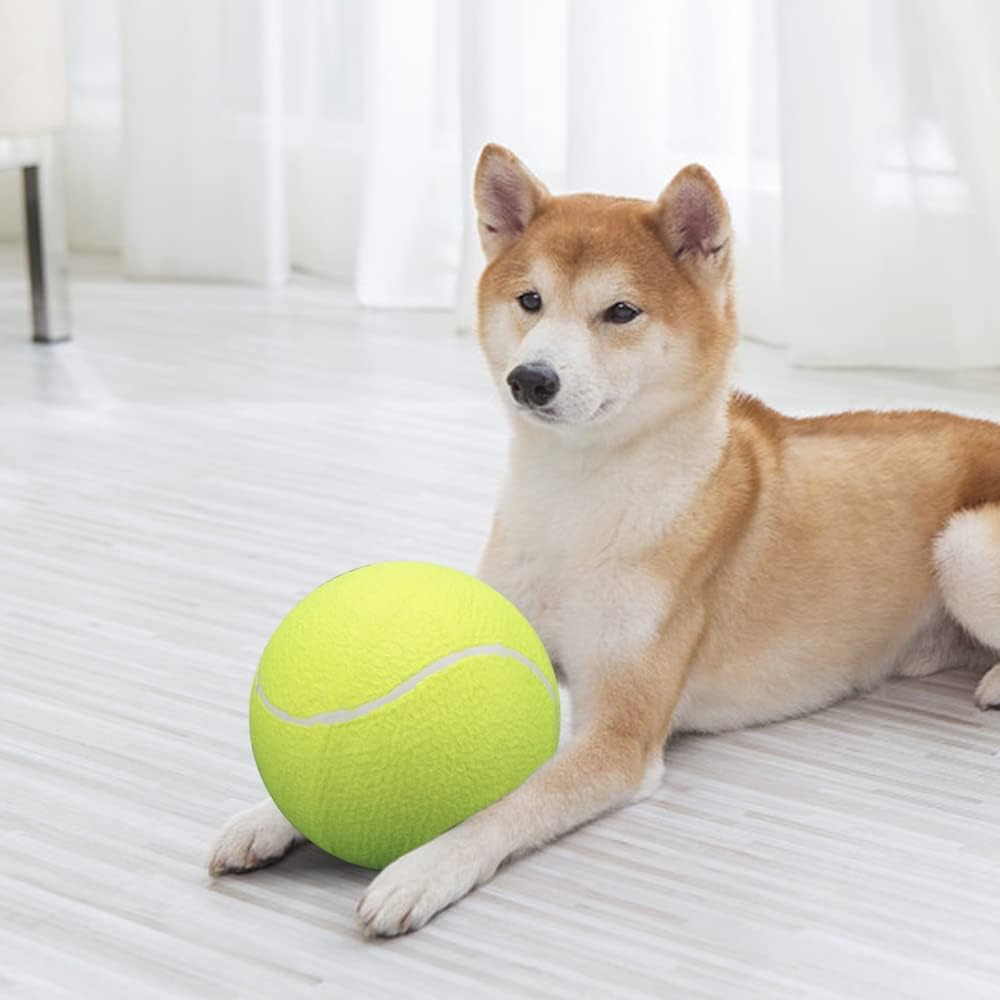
[[249, 561, 559, 870]]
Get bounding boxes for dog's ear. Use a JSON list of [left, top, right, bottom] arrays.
[[653, 164, 732, 289], [474, 144, 550, 261]]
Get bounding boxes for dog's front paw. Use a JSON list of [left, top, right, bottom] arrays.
[[357, 832, 494, 937], [208, 799, 305, 876]]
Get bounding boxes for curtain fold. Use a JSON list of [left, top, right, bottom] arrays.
[[5, 0, 998, 368], [353, 0, 462, 309], [778, 0, 1000, 368], [119, 0, 286, 284]]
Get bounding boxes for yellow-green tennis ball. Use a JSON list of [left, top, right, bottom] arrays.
[[249, 561, 559, 870]]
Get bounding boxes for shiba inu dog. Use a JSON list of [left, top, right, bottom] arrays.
[[210, 144, 1000, 938]]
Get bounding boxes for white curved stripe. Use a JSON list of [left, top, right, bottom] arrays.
[[255, 643, 556, 727]]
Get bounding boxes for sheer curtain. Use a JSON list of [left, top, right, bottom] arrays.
[[3, 0, 999, 368]]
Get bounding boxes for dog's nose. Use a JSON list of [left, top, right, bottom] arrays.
[[506, 363, 560, 408]]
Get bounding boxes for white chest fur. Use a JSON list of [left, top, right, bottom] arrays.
[[478, 417, 724, 685], [479, 515, 663, 683]]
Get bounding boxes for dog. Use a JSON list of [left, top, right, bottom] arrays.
[[209, 143, 1000, 937]]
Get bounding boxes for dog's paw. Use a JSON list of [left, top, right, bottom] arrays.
[[974, 663, 1000, 710], [356, 833, 492, 937], [208, 799, 305, 876]]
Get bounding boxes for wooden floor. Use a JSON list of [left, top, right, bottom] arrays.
[[3, 251, 1000, 999]]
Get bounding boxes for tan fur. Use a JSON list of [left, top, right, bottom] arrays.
[[212, 144, 1000, 939], [668, 401, 1000, 731]]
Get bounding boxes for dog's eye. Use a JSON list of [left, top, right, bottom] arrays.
[[605, 302, 641, 324], [517, 291, 542, 313]]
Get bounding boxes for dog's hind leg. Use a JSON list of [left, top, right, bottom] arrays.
[[934, 504, 1000, 708]]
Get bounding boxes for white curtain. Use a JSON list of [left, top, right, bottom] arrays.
[[2, 0, 999, 368]]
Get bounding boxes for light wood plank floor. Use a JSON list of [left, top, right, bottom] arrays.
[[3, 252, 1000, 999]]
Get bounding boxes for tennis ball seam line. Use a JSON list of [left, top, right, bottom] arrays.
[[254, 643, 556, 727]]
